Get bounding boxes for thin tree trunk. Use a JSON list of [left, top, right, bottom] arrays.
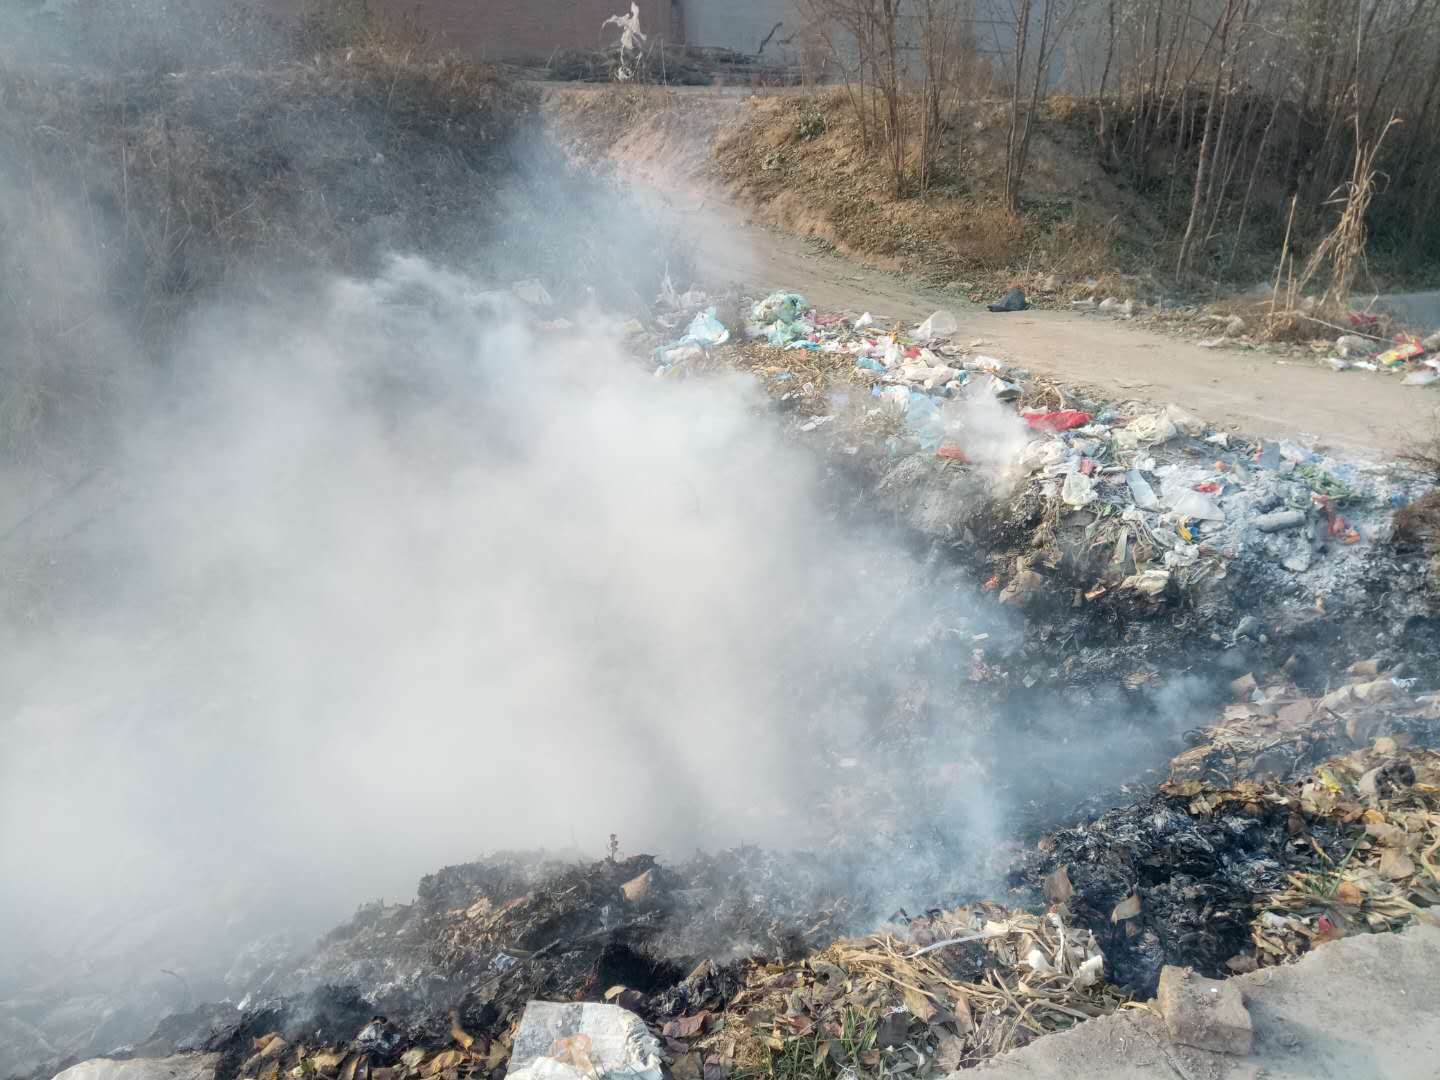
[[1176, 0, 1236, 277]]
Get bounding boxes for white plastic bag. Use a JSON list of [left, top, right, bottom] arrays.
[[916, 310, 959, 342]]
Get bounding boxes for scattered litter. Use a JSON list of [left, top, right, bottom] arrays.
[[1376, 341, 1424, 367], [1025, 410, 1092, 433], [915, 309, 958, 341], [678, 307, 730, 347]]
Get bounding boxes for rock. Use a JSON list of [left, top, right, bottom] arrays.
[[622, 868, 656, 903], [1282, 547, 1313, 573], [1347, 658, 1383, 678], [1422, 330, 1440, 351], [508, 1002, 662, 1080], [1319, 685, 1358, 712], [54, 1057, 221, 1080], [1223, 314, 1246, 336], [1352, 677, 1398, 704], [1155, 966, 1254, 1056], [1098, 297, 1121, 311], [1233, 615, 1263, 641], [1254, 509, 1305, 533], [1000, 569, 1044, 606], [1336, 334, 1378, 357]]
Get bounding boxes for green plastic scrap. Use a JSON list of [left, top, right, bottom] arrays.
[[1293, 464, 1364, 505]]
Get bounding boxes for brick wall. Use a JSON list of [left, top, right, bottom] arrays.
[[263, 0, 682, 61], [402, 0, 681, 60]]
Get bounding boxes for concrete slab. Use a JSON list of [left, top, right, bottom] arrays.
[[968, 925, 1440, 1079]]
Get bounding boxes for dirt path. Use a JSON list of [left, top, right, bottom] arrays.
[[683, 204, 1437, 457]]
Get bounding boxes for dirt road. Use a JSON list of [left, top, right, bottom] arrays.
[[681, 206, 1437, 457]]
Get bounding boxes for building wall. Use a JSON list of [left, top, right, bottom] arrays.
[[681, 0, 794, 54], [260, 0, 682, 61], [408, 0, 681, 59]]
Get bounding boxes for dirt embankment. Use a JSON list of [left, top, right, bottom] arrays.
[[544, 86, 1193, 298]]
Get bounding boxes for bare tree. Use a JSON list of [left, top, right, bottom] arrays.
[[1001, 0, 1078, 214]]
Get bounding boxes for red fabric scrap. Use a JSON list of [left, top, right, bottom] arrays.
[[937, 444, 970, 461], [1193, 482, 1221, 493], [1024, 410, 1093, 433]]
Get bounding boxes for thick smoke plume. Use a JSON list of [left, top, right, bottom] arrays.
[[0, 241, 1018, 977], [0, 5, 1213, 1072]]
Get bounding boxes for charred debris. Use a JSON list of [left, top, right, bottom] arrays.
[[27, 290, 1440, 1080], [94, 667, 1439, 1080], [123, 297, 1436, 1080]]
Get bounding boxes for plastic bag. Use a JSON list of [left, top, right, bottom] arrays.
[[1170, 490, 1225, 522], [915, 310, 958, 342], [678, 307, 729, 347], [1062, 471, 1097, 507], [1126, 469, 1160, 511], [751, 291, 811, 325], [508, 1002, 662, 1080]]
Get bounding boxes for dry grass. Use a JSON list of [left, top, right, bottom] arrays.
[[709, 903, 1128, 1076], [708, 91, 1141, 288]]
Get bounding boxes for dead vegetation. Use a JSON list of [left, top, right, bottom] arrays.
[[708, 91, 1123, 286], [546, 0, 1440, 296]]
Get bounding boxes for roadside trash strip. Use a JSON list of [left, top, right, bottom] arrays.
[[1024, 674, 1440, 997], [669, 905, 1122, 1077], [1325, 331, 1439, 386], [196, 674, 1436, 1080], [1161, 676, 1440, 967], [218, 908, 1123, 1080], [649, 289, 1419, 597]]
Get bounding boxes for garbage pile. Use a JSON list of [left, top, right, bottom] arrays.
[[648, 289, 1426, 620], [1325, 327, 1440, 387], [1019, 664, 1440, 995], [134, 890, 1126, 1080], [46, 667, 1440, 1080], [676, 904, 1123, 1078]]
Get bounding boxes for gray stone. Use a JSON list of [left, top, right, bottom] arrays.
[[1233, 615, 1263, 641], [53, 1055, 220, 1080], [1336, 334, 1378, 357], [1422, 330, 1440, 351], [1155, 966, 1254, 1056], [1254, 509, 1305, 533]]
